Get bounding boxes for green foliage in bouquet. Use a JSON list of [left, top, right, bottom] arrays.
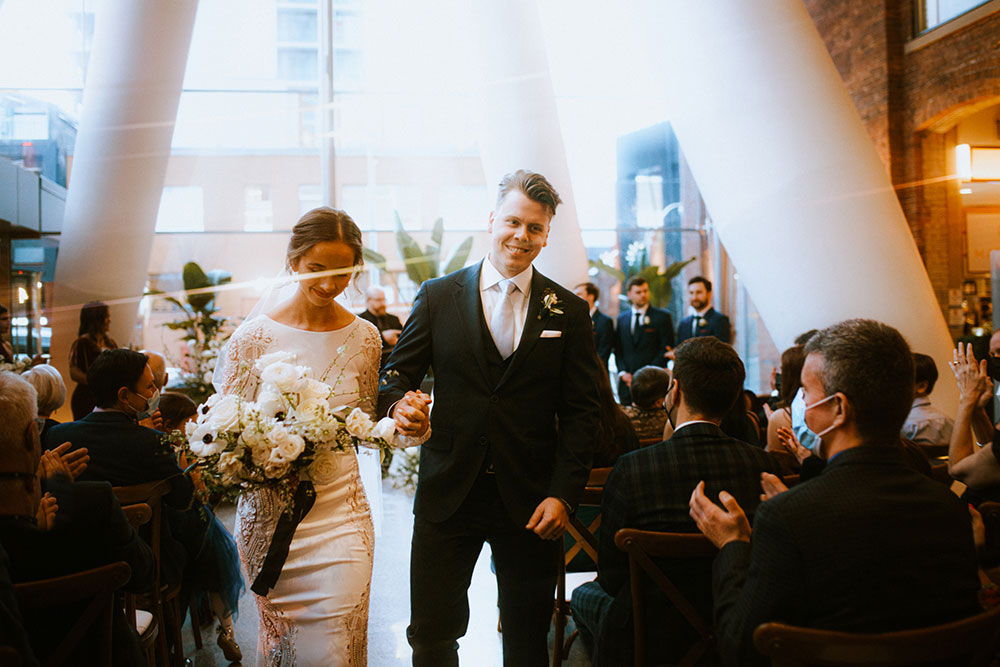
[[159, 261, 233, 404]]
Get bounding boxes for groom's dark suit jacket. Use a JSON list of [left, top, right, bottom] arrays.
[[377, 262, 603, 525]]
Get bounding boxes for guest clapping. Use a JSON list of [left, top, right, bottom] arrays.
[[947, 335, 1000, 490], [22, 364, 67, 440], [690, 320, 980, 666]]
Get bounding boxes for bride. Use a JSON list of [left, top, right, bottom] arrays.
[[214, 207, 427, 666]]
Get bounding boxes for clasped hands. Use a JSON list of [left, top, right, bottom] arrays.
[[688, 472, 789, 548], [391, 390, 432, 437]]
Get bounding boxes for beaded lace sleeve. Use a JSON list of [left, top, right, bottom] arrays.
[[214, 318, 275, 400]]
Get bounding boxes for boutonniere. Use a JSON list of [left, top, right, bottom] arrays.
[[539, 288, 564, 319], [643, 315, 651, 325], [697, 317, 707, 329]]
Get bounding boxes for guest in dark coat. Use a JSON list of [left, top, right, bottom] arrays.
[[574, 281, 615, 369], [614, 277, 673, 405], [573, 337, 778, 666], [675, 276, 731, 345], [0, 370, 154, 666], [68, 301, 118, 420], [44, 350, 244, 661], [690, 319, 982, 667], [358, 285, 404, 370]]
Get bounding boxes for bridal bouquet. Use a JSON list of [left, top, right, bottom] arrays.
[[181, 350, 398, 501]]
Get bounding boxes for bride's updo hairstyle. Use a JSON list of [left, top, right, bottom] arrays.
[[286, 207, 364, 276]]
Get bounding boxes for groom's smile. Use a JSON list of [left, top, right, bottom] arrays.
[[487, 190, 552, 278]]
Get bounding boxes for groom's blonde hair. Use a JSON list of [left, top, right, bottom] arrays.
[[496, 170, 562, 218]]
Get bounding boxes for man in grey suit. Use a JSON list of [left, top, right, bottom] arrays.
[[379, 170, 603, 667]]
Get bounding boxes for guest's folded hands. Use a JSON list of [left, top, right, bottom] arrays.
[[689, 480, 751, 548]]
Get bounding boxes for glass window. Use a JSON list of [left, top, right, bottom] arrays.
[[245, 186, 274, 232], [278, 47, 319, 83], [156, 186, 205, 232], [918, 0, 990, 31], [299, 183, 322, 215], [341, 184, 420, 231], [277, 8, 317, 43], [438, 186, 489, 230]]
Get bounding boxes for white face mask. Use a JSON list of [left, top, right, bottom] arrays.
[[134, 388, 161, 420], [789, 389, 818, 451], [802, 392, 839, 456]]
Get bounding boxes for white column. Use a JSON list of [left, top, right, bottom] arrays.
[[630, 0, 959, 412], [470, 0, 589, 288], [50, 0, 198, 419]]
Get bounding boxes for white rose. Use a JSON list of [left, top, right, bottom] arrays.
[[310, 450, 341, 485], [292, 397, 326, 424], [298, 378, 332, 402], [345, 408, 375, 439], [207, 395, 242, 433], [218, 451, 244, 482], [255, 350, 295, 371], [257, 389, 283, 419], [260, 362, 301, 391], [250, 438, 272, 467], [371, 417, 397, 444], [265, 424, 305, 463], [264, 459, 290, 479], [203, 370, 213, 384], [276, 432, 305, 463]]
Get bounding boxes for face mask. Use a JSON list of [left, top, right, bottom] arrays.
[[988, 357, 1000, 383], [789, 389, 819, 452], [135, 388, 161, 421]]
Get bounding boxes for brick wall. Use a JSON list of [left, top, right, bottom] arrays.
[[803, 0, 1000, 326]]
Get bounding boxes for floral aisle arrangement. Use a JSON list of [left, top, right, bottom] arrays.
[[180, 351, 398, 505]]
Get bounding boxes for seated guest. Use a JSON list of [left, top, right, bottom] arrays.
[[765, 345, 806, 473], [358, 285, 403, 370], [158, 391, 198, 433], [0, 371, 154, 666], [140, 349, 169, 391], [572, 337, 779, 667], [901, 353, 953, 445], [946, 336, 1000, 492], [22, 364, 67, 440], [622, 365, 671, 440], [690, 319, 981, 667], [0, 543, 37, 667], [43, 350, 244, 661]]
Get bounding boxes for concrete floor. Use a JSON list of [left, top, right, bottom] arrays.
[[182, 481, 593, 666]]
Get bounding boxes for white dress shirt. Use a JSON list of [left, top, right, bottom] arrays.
[[480, 257, 533, 352], [630, 305, 649, 334]]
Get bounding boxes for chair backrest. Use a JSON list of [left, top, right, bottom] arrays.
[[782, 474, 800, 488], [112, 480, 172, 583], [120, 503, 152, 529], [639, 437, 662, 449], [928, 461, 951, 485], [14, 561, 131, 667], [752, 604, 1000, 667], [614, 528, 718, 667]]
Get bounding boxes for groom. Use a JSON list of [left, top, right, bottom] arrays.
[[379, 169, 603, 666]]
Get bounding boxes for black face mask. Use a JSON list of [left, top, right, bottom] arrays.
[[989, 357, 1000, 383]]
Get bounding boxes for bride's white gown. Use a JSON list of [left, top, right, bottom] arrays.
[[217, 314, 382, 666]]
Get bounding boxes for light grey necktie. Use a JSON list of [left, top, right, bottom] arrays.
[[490, 280, 517, 359]]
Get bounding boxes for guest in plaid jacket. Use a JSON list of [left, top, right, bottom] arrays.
[[691, 319, 981, 666], [572, 337, 779, 666]]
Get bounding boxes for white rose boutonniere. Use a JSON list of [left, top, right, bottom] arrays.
[[539, 288, 564, 319], [643, 315, 651, 325]]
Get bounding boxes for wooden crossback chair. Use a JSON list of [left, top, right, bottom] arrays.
[[613, 528, 718, 667], [752, 603, 1000, 666], [113, 479, 182, 667], [552, 466, 612, 667], [13, 561, 131, 667], [120, 502, 158, 666]]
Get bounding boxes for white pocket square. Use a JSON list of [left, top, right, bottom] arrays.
[[540, 330, 562, 338]]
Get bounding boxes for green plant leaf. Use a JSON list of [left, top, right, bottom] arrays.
[[206, 269, 232, 287], [395, 215, 435, 285], [183, 262, 214, 313], [430, 217, 444, 248], [443, 236, 474, 275], [363, 248, 387, 268], [588, 259, 625, 282]]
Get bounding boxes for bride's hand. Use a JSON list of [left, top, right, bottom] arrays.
[[393, 391, 431, 437]]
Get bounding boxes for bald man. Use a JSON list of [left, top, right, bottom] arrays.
[[359, 286, 403, 370], [140, 350, 168, 390]]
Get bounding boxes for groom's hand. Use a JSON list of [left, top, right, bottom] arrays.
[[525, 497, 569, 540], [392, 391, 431, 437]]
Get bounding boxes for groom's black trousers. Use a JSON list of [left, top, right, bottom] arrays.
[[408, 471, 560, 667]]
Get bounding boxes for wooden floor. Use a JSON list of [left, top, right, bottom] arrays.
[[182, 481, 593, 666]]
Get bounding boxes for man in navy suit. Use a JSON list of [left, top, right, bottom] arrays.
[[614, 276, 673, 405], [675, 276, 731, 346], [379, 170, 603, 667], [574, 281, 614, 370]]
